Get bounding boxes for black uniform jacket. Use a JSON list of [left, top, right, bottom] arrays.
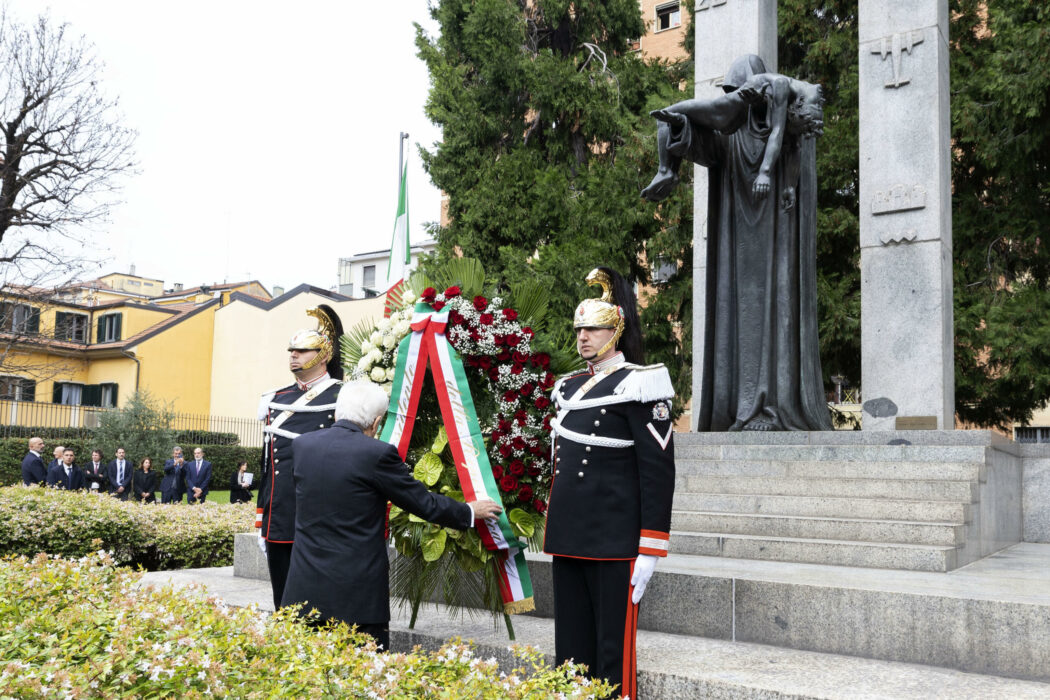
[[281, 420, 472, 625], [543, 363, 676, 560], [256, 379, 342, 543], [21, 452, 46, 485]]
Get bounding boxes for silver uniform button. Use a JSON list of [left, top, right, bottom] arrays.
[[274, 458, 279, 464], [274, 471, 280, 476], [594, 420, 600, 427], [585, 446, 591, 452], [600, 409, 607, 415], [329, 414, 334, 420], [319, 423, 325, 428], [577, 471, 584, 478], [555, 470, 560, 475], [556, 457, 561, 462], [582, 459, 588, 465]]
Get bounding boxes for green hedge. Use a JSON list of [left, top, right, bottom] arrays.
[[0, 437, 261, 488], [0, 552, 613, 698], [0, 486, 254, 570]]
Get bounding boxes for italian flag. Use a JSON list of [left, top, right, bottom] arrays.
[[386, 160, 410, 293]]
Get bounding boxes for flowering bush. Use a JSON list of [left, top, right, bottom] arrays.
[[0, 551, 616, 698], [0, 486, 253, 569]]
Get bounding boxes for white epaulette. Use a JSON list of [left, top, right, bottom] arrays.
[[612, 363, 675, 403], [257, 391, 276, 421]]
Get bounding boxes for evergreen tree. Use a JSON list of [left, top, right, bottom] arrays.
[[415, 0, 694, 398]]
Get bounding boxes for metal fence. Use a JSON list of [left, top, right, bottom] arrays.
[[0, 399, 263, 447]]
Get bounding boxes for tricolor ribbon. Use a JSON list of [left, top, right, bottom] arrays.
[[381, 301, 534, 614]]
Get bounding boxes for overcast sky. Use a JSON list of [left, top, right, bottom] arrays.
[[7, 0, 443, 293]]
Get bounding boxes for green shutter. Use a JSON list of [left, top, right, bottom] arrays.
[[52, 383, 63, 403], [96, 317, 104, 343], [20, 379, 35, 402], [26, 308, 39, 334], [82, 384, 101, 407], [113, 314, 122, 341]]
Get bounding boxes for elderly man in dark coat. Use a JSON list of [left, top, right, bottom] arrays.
[[21, 437, 47, 486], [281, 380, 502, 650]]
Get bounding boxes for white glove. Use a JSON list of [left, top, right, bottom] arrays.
[[631, 554, 659, 604], [257, 533, 267, 554]]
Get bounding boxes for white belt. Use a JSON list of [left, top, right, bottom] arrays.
[[262, 425, 301, 441], [550, 417, 634, 449]]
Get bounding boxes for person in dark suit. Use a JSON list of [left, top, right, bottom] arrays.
[[184, 447, 212, 504], [47, 445, 64, 473], [83, 450, 108, 493], [161, 446, 186, 503], [132, 457, 158, 503], [21, 437, 47, 486], [229, 461, 253, 503], [46, 447, 86, 490], [281, 380, 502, 650], [107, 447, 133, 500]]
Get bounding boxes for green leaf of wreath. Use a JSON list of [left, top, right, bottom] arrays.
[[508, 508, 534, 538], [431, 426, 449, 454], [414, 452, 444, 486], [421, 529, 447, 562]]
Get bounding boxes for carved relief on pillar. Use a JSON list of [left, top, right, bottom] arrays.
[[696, 0, 728, 10], [871, 184, 927, 215], [869, 30, 924, 88]]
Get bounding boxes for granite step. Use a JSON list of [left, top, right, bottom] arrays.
[[675, 443, 989, 463], [142, 563, 1050, 699], [672, 429, 1010, 448], [675, 458, 985, 482], [672, 491, 972, 522], [671, 511, 966, 546], [677, 474, 979, 502], [667, 530, 958, 571]]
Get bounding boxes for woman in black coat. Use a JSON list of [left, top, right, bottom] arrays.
[[132, 457, 158, 504], [229, 461, 253, 503]]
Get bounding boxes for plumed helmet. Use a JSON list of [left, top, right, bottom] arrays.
[[573, 267, 644, 363], [288, 304, 345, 379]]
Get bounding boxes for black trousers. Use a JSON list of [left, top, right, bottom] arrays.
[[266, 541, 294, 610], [552, 556, 638, 699]]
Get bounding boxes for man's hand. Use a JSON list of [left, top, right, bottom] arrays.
[[116, 486, 124, 493], [631, 554, 659, 604], [469, 499, 503, 521], [257, 533, 267, 554], [193, 487, 203, 498], [753, 172, 771, 198]]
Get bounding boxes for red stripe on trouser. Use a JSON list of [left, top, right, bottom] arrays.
[[622, 558, 639, 699]]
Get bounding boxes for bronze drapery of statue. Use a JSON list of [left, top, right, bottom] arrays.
[[644, 54, 832, 431]]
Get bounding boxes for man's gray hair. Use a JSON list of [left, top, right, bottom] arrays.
[[336, 381, 389, 429]]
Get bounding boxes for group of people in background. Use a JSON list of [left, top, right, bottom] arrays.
[[18, 437, 243, 504]]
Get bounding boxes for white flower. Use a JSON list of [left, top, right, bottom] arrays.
[[357, 356, 373, 370], [382, 335, 397, 350], [360, 340, 373, 354], [369, 331, 382, 344], [385, 367, 396, 382], [368, 348, 383, 363], [370, 366, 387, 382], [394, 320, 411, 336], [377, 317, 393, 331], [402, 290, 417, 305]]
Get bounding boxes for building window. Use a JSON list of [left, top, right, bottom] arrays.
[[55, 312, 89, 342], [52, 382, 84, 406], [82, 382, 118, 408], [656, 2, 681, 31], [362, 265, 376, 291], [97, 313, 122, 343], [1016, 427, 1050, 444], [0, 303, 40, 334], [0, 375, 36, 401], [652, 257, 678, 284]]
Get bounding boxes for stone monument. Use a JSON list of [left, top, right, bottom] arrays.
[[859, 0, 953, 430]]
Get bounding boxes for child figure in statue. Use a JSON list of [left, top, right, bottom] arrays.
[[641, 67, 824, 204]]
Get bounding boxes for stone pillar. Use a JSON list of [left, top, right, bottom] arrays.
[[690, 0, 777, 431], [859, 1, 953, 430]]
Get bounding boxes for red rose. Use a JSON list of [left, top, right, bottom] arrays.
[[502, 308, 518, 321], [498, 418, 512, 432], [493, 334, 505, 346], [505, 333, 521, 348], [498, 443, 512, 458], [473, 295, 488, 311], [534, 498, 547, 513], [479, 313, 494, 326], [509, 460, 526, 476], [489, 430, 503, 443], [535, 396, 551, 410], [512, 436, 526, 450], [513, 351, 528, 364], [445, 285, 461, 298], [514, 409, 528, 421], [522, 327, 534, 338], [470, 330, 481, 341], [520, 382, 535, 397], [492, 464, 504, 480], [432, 300, 446, 311], [479, 356, 492, 369], [503, 390, 519, 402], [516, 414, 526, 426], [421, 287, 437, 302], [518, 485, 533, 502], [500, 474, 518, 492], [532, 353, 550, 368], [542, 415, 552, 428], [530, 444, 544, 456], [527, 465, 541, 477], [488, 367, 500, 381], [511, 364, 523, 376], [448, 310, 463, 326], [540, 373, 555, 389], [497, 350, 511, 362]]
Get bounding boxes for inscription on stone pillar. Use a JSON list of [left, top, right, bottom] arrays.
[[871, 184, 927, 215], [870, 31, 924, 88], [696, 0, 728, 10]]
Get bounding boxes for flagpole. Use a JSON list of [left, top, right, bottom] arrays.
[[398, 131, 408, 191]]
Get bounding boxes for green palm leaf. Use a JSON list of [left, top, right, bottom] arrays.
[[508, 278, 549, 327], [339, 317, 378, 370], [431, 257, 485, 298]]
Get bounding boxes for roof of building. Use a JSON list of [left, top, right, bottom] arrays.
[[224, 283, 353, 311]]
